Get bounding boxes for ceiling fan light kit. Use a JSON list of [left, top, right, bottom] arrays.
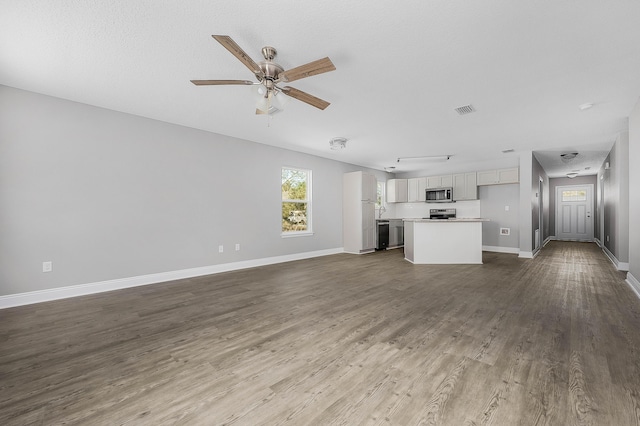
[[560, 152, 579, 162], [191, 35, 336, 115]]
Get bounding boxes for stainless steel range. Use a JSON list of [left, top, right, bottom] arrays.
[[429, 208, 456, 219]]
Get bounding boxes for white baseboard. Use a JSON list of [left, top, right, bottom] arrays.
[[601, 245, 630, 271], [626, 273, 640, 300], [518, 251, 534, 259], [0, 248, 344, 309], [543, 237, 552, 247], [482, 246, 519, 254]]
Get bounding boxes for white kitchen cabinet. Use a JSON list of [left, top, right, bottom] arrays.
[[477, 168, 520, 185], [498, 168, 519, 184], [453, 172, 478, 201], [343, 171, 377, 254], [386, 179, 408, 203], [389, 219, 404, 247], [407, 177, 427, 202], [426, 174, 453, 189]]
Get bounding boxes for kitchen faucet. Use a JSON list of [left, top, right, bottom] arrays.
[[378, 205, 386, 219]]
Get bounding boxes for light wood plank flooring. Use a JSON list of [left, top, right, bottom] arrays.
[[1, 241, 640, 425]]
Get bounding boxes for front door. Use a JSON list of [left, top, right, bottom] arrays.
[[555, 184, 594, 241]]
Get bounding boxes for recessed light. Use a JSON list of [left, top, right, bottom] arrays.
[[579, 103, 594, 111], [566, 172, 579, 178], [501, 149, 515, 154]]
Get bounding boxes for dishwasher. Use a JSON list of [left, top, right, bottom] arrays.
[[376, 220, 389, 250]]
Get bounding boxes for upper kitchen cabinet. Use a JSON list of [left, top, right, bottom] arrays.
[[387, 179, 408, 203], [426, 174, 453, 189], [407, 177, 427, 202], [343, 171, 376, 201], [453, 172, 478, 201], [361, 172, 377, 201], [477, 167, 520, 185]]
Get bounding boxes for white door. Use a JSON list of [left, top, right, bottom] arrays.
[[555, 184, 594, 241]]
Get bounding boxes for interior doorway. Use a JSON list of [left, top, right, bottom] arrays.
[[537, 177, 544, 249], [555, 184, 594, 241]]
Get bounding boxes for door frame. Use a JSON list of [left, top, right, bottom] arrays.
[[537, 177, 544, 249], [555, 184, 594, 241]]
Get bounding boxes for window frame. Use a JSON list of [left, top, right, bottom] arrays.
[[281, 166, 313, 237]]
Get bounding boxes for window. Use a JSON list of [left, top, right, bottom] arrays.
[[562, 190, 587, 202], [376, 181, 385, 208], [281, 167, 312, 235]]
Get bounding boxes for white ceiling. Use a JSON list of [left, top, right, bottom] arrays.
[[2, 1, 639, 176]]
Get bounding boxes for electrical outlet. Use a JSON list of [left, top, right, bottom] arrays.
[[235, 244, 240, 251], [606, 236, 610, 242], [500, 228, 510, 236], [218, 245, 224, 253], [42, 261, 52, 272]]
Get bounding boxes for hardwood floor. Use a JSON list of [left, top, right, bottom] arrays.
[[1, 241, 639, 425]]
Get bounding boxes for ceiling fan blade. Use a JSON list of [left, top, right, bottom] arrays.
[[281, 86, 330, 110], [212, 35, 264, 78], [278, 57, 336, 83], [191, 79, 254, 86]]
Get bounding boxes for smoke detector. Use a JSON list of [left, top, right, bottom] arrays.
[[329, 137, 347, 150]]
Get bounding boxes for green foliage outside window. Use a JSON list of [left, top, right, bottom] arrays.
[[282, 168, 310, 233]]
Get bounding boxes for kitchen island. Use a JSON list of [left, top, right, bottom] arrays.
[[403, 218, 488, 264]]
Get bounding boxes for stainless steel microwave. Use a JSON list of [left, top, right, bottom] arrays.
[[425, 187, 453, 203]]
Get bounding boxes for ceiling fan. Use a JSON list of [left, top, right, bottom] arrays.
[[191, 35, 336, 114]]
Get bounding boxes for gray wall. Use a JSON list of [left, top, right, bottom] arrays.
[[0, 85, 385, 296], [629, 97, 640, 281], [548, 175, 597, 238], [518, 151, 533, 254], [531, 155, 549, 249], [479, 184, 520, 249], [598, 132, 630, 263]]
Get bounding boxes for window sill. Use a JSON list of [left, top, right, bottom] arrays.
[[281, 231, 314, 238]]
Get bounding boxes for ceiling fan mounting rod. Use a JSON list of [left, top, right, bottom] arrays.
[[261, 46, 277, 61]]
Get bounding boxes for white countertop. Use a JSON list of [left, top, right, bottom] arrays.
[[402, 218, 489, 222]]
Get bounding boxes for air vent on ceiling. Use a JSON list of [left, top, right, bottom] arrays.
[[455, 104, 476, 115]]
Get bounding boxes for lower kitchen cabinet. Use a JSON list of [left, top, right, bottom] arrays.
[[389, 219, 404, 248]]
